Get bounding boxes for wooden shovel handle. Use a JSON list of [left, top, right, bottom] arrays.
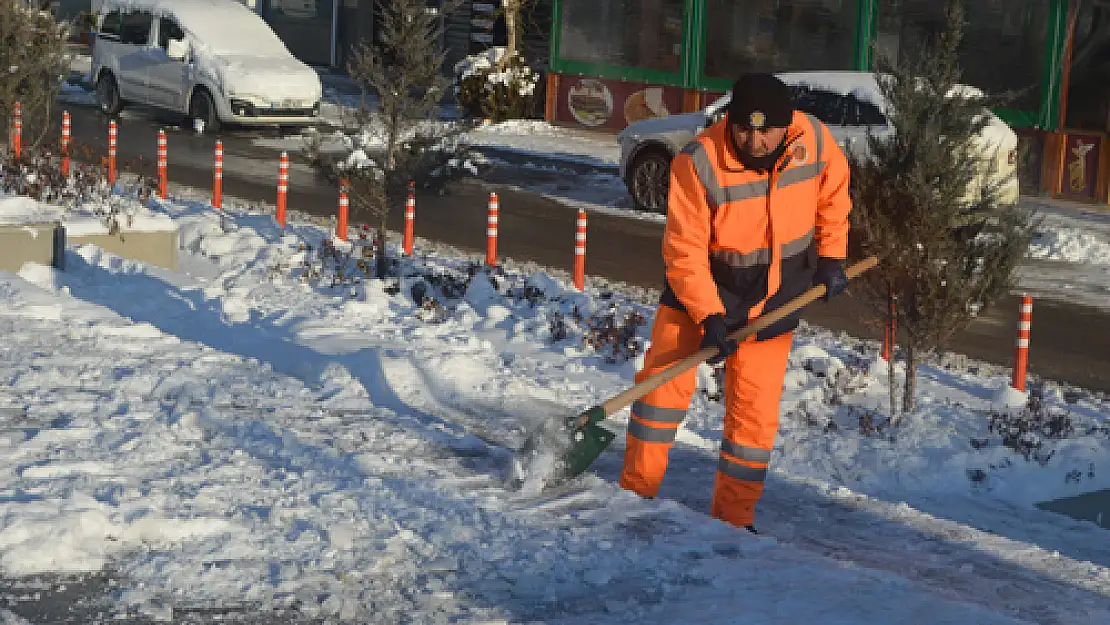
[[599, 255, 878, 417]]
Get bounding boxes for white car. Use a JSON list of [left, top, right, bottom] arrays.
[[617, 71, 1020, 213], [91, 0, 323, 131]]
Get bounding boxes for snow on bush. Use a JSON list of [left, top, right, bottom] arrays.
[[454, 47, 539, 123]]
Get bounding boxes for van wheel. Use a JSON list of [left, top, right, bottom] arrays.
[[189, 89, 221, 134], [629, 149, 672, 214], [96, 72, 123, 116]]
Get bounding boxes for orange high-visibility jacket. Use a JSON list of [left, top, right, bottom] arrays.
[[659, 111, 851, 339]]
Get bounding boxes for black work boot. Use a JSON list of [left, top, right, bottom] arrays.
[[744, 525, 759, 535]]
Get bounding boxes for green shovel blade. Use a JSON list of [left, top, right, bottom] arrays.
[[560, 422, 617, 479]]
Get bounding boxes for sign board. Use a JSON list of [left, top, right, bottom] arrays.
[[554, 75, 685, 132], [1060, 133, 1102, 199]]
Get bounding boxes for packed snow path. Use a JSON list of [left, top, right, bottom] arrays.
[[0, 199, 1105, 622]]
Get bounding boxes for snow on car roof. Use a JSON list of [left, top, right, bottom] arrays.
[[103, 0, 289, 56]]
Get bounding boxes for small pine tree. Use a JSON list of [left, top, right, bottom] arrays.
[[1, 3, 70, 153], [322, 0, 477, 279], [849, 0, 1039, 418]]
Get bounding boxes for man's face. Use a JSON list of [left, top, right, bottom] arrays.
[[730, 124, 788, 158]]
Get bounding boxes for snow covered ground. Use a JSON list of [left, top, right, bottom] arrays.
[[0, 187, 1108, 623]]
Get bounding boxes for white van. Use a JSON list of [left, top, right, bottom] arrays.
[[91, 0, 323, 131]]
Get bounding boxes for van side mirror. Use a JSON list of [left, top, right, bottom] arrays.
[[166, 38, 188, 61]]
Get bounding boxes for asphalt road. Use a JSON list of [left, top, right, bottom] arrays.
[[54, 104, 1110, 395]]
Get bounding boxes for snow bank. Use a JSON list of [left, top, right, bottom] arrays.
[[1028, 227, 1110, 265]]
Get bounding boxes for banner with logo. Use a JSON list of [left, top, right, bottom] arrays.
[[1060, 133, 1102, 200], [553, 75, 685, 132]]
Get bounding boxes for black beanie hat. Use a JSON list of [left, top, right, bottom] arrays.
[[727, 73, 794, 129]]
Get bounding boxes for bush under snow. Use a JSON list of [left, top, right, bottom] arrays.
[[454, 47, 539, 123]]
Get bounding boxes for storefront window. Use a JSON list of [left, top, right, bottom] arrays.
[[875, 0, 1048, 112], [703, 0, 857, 80], [262, 0, 337, 67], [558, 0, 685, 73], [1064, 2, 1110, 130]]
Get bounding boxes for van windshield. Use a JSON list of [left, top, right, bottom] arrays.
[[175, 6, 290, 56]]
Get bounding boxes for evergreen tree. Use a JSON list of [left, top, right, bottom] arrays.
[[1, 3, 69, 153], [849, 0, 1039, 417], [315, 0, 475, 279]]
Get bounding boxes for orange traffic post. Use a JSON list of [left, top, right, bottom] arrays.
[[61, 111, 71, 176], [882, 288, 897, 361], [403, 180, 415, 256], [573, 208, 587, 290], [276, 151, 288, 227], [486, 191, 499, 267], [107, 119, 118, 186], [1012, 295, 1033, 392], [11, 102, 21, 158], [157, 129, 168, 199], [212, 140, 223, 208], [337, 178, 349, 242]]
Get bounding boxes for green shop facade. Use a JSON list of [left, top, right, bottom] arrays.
[[544, 0, 1110, 202]]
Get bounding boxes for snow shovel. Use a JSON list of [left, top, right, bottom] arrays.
[[519, 255, 879, 483]]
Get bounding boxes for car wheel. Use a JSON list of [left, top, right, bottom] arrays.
[[95, 72, 123, 116], [189, 88, 221, 134], [629, 149, 672, 214]]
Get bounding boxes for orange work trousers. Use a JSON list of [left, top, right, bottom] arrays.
[[619, 304, 793, 528]]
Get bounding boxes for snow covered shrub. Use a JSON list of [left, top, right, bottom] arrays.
[[454, 47, 539, 122], [987, 387, 1074, 465], [296, 238, 376, 290], [583, 308, 647, 364], [1, 2, 69, 151]]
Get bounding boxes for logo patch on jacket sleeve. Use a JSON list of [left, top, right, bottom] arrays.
[[791, 143, 808, 164]]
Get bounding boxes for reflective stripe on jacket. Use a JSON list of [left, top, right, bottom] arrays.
[[659, 111, 851, 339]]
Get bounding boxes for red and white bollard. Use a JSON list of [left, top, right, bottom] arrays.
[[157, 129, 168, 199], [61, 111, 71, 176], [11, 102, 21, 158], [336, 179, 349, 242], [212, 140, 223, 208], [486, 192, 499, 267], [573, 208, 587, 290], [882, 289, 897, 361], [1012, 295, 1033, 392], [403, 180, 415, 256], [107, 119, 118, 186], [276, 151, 288, 227]]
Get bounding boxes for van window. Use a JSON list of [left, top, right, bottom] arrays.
[[98, 10, 122, 41], [119, 10, 153, 46], [157, 17, 185, 50]]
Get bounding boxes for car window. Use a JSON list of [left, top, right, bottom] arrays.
[[157, 17, 185, 50], [119, 10, 153, 46], [789, 86, 888, 127], [98, 10, 122, 41], [790, 86, 849, 126]]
